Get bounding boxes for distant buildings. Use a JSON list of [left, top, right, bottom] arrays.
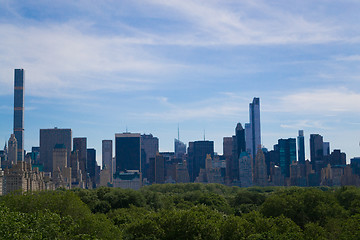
[[4, 88, 360, 194], [40, 128, 72, 172], [187, 140, 214, 182], [73, 137, 87, 181], [102, 140, 113, 184]]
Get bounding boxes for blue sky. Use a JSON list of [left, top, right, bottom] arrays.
[[1, 0, 360, 164]]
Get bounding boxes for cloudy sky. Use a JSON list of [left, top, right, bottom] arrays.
[[1, 0, 360, 164]]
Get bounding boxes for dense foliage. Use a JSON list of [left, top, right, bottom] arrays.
[[1, 184, 360, 239]]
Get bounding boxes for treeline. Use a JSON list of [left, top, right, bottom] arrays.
[[1, 184, 360, 239]]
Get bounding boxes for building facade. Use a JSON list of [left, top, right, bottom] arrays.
[[40, 128, 72, 172], [115, 133, 141, 173], [14, 69, 25, 162]]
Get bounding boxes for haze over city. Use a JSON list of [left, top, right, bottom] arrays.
[[1, 0, 360, 164]]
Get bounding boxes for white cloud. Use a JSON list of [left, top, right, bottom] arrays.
[[130, 93, 249, 121], [274, 88, 360, 114], [145, 0, 342, 45], [0, 23, 183, 97]]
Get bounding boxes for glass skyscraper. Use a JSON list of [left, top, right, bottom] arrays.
[[246, 98, 261, 160], [115, 133, 141, 173], [14, 69, 25, 161], [297, 130, 305, 164]]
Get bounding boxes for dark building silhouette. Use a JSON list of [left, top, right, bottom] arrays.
[[231, 123, 246, 181], [310, 134, 325, 173], [297, 130, 305, 164], [187, 140, 214, 182], [115, 133, 141, 173], [278, 138, 296, 178], [73, 138, 87, 179], [329, 149, 346, 166], [40, 128, 72, 172], [87, 148, 97, 188], [14, 69, 25, 162]]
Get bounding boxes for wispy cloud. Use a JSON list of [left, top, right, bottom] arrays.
[[274, 88, 360, 114], [130, 93, 249, 121], [144, 0, 343, 45]]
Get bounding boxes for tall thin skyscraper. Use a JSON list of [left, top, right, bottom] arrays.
[[297, 130, 305, 164], [14, 69, 25, 161], [246, 98, 261, 160]]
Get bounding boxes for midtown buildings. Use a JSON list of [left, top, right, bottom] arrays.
[[40, 128, 72, 172], [3, 76, 360, 194]]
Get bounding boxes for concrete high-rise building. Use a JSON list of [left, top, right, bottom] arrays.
[[297, 130, 305, 164], [102, 140, 113, 182], [40, 128, 72, 172], [223, 137, 233, 158], [52, 144, 67, 172], [8, 134, 17, 166], [115, 133, 141, 173], [253, 149, 267, 186], [52, 144, 71, 189], [141, 134, 159, 179], [14, 69, 25, 162], [73, 138, 87, 179], [187, 140, 214, 182], [238, 152, 253, 187]]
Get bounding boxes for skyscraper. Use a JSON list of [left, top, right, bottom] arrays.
[[278, 138, 297, 178], [102, 140, 113, 182], [40, 128, 72, 172], [87, 148, 97, 187], [14, 69, 25, 162], [246, 98, 261, 159], [141, 134, 159, 179], [73, 137, 87, 179], [297, 130, 305, 164], [115, 133, 141, 173], [187, 140, 214, 182], [310, 134, 324, 173], [230, 123, 246, 181]]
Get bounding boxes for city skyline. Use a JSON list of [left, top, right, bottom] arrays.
[[1, 1, 360, 162]]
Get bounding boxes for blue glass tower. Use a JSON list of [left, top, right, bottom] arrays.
[[14, 69, 24, 162], [297, 130, 305, 164]]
